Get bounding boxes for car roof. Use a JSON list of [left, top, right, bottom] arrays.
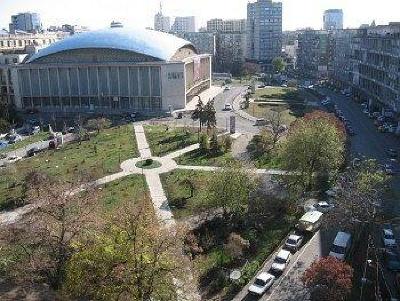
[[256, 272, 274, 282], [383, 228, 394, 235], [333, 231, 351, 247], [318, 201, 329, 206], [300, 211, 323, 223], [276, 249, 291, 259], [288, 234, 301, 240]]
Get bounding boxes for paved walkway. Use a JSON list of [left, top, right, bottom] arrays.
[[134, 125, 152, 159]]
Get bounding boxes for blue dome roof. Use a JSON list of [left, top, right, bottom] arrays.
[[26, 27, 195, 63]]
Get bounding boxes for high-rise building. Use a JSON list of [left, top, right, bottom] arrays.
[[154, 3, 171, 33], [171, 16, 196, 33], [246, 0, 283, 72], [323, 9, 343, 30], [9, 12, 42, 33], [297, 30, 329, 79], [207, 19, 246, 33], [351, 23, 400, 120]]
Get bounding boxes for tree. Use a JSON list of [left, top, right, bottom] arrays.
[[204, 100, 217, 132], [64, 198, 187, 301], [86, 117, 112, 134], [209, 132, 220, 155], [191, 98, 207, 139], [199, 132, 209, 152], [1, 176, 99, 290], [326, 159, 388, 231], [272, 56, 286, 74], [206, 162, 257, 219], [265, 108, 285, 149], [247, 128, 275, 158], [302, 257, 353, 301], [222, 135, 232, 153], [280, 112, 345, 192]]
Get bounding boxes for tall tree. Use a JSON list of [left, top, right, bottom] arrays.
[[205, 162, 257, 220], [302, 257, 353, 301], [204, 99, 217, 132], [280, 111, 345, 192], [64, 198, 187, 301], [272, 56, 286, 74], [191, 98, 206, 139]]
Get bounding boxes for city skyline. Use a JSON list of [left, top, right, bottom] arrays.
[[1, 0, 400, 32]]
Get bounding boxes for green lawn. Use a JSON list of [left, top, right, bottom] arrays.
[[98, 175, 147, 212], [245, 102, 313, 126], [144, 125, 199, 157], [0, 124, 138, 210], [160, 170, 212, 219], [0, 132, 48, 155], [253, 87, 302, 101], [175, 149, 235, 167]]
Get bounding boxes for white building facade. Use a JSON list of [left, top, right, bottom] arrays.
[[8, 28, 211, 114]]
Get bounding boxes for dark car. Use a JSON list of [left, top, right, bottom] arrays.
[[27, 147, 40, 157], [387, 149, 398, 158], [384, 249, 400, 272]]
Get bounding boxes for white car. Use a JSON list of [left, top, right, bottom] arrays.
[[383, 228, 397, 248], [224, 86, 231, 91], [248, 272, 275, 295], [224, 103, 232, 111], [315, 201, 334, 213], [284, 234, 304, 251], [271, 249, 291, 273]]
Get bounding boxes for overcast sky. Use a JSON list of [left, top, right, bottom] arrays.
[[1, 0, 399, 31]]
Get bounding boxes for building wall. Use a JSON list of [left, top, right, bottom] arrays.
[[15, 63, 164, 113], [246, 0, 282, 72], [323, 9, 343, 31], [0, 32, 58, 54], [297, 30, 329, 79], [171, 17, 196, 33], [9, 12, 42, 33], [207, 19, 246, 33], [154, 13, 171, 32]]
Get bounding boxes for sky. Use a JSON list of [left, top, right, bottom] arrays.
[[1, 0, 400, 31]]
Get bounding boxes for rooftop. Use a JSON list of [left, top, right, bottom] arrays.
[[26, 27, 195, 63]]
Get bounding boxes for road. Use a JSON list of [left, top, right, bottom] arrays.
[[233, 228, 337, 301]]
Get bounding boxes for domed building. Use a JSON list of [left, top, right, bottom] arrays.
[[13, 27, 212, 114]]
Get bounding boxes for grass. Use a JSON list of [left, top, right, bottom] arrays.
[[0, 132, 48, 155], [160, 170, 212, 219], [144, 125, 199, 157], [175, 149, 235, 167], [98, 174, 147, 211], [245, 102, 313, 126], [253, 87, 303, 101], [0, 124, 138, 210]]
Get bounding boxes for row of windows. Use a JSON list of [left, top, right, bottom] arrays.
[[22, 96, 162, 111], [0, 38, 55, 48], [19, 66, 161, 98]]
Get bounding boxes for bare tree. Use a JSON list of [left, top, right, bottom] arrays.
[[64, 198, 194, 301], [1, 176, 100, 290]]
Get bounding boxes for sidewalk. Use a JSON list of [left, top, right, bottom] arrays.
[[134, 125, 152, 158], [232, 93, 257, 122]]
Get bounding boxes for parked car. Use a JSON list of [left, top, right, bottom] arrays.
[[248, 272, 275, 295], [30, 126, 40, 135], [224, 103, 232, 111], [7, 134, 22, 144], [362, 108, 369, 115], [384, 249, 400, 272], [384, 163, 400, 175], [254, 118, 267, 126], [271, 249, 291, 273], [224, 86, 231, 91], [284, 234, 304, 251], [297, 211, 323, 233], [387, 149, 398, 158], [27, 147, 40, 157], [382, 227, 397, 248], [315, 201, 335, 213], [329, 231, 352, 261]]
